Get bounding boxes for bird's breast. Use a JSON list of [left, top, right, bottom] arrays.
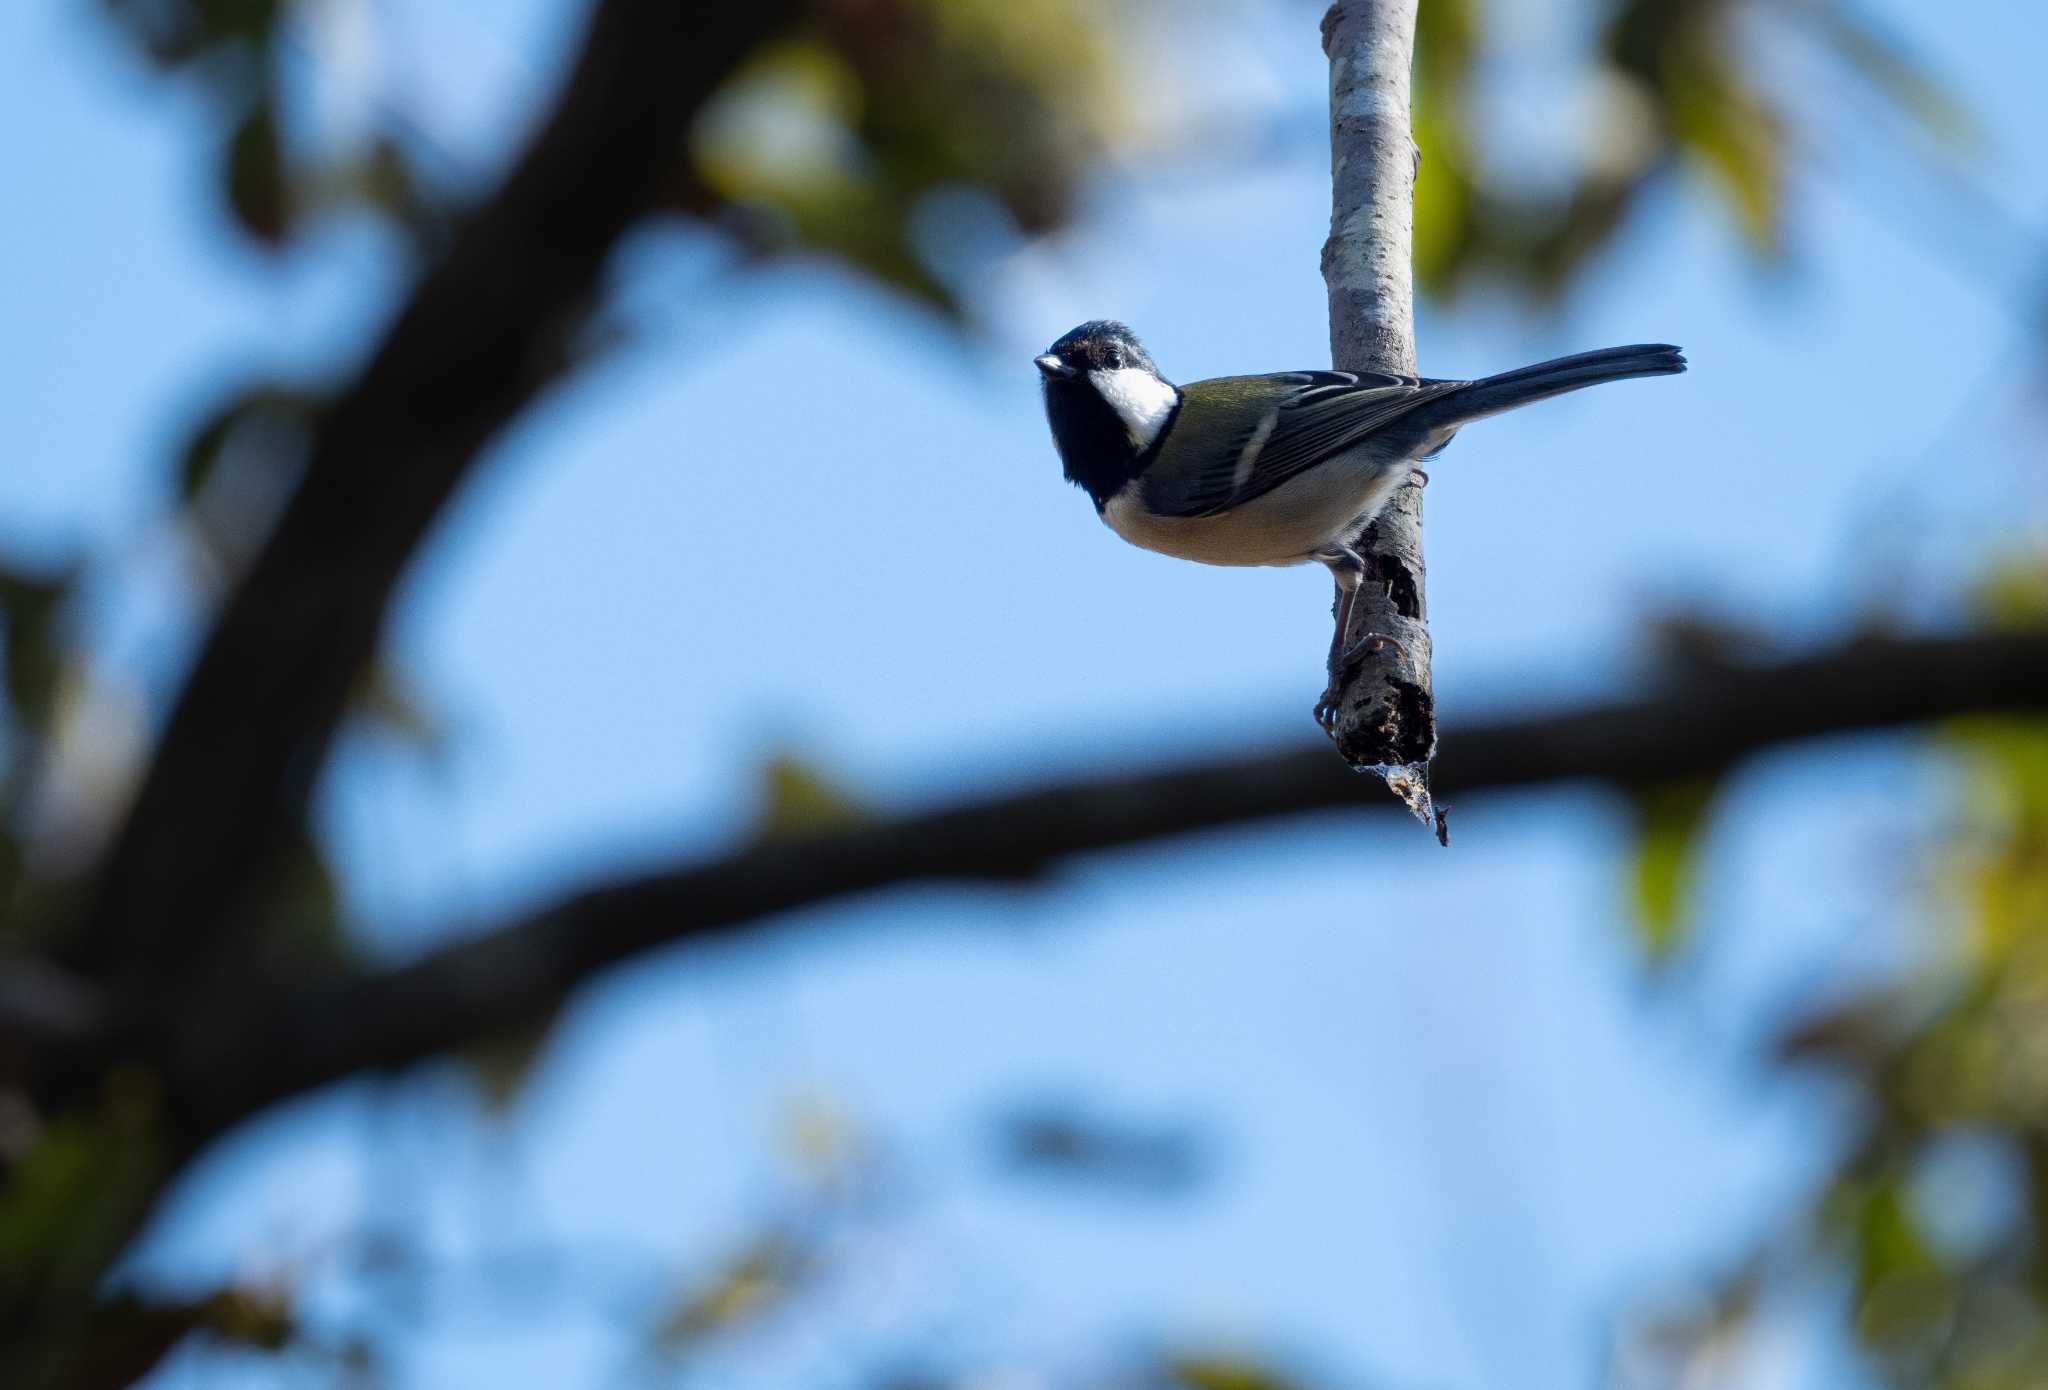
[[1100, 448, 1409, 568]]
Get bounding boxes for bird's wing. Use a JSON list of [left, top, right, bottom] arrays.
[[1139, 370, 1466, 519]]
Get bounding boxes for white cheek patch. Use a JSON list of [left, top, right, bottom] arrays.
[[1090, 368, 1179, 449]]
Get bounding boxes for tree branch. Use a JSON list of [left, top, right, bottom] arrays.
[[0, 958, 104, 1064], [5, 10, 798, 1379], [167, 630, 2048, 1140], [13, 629, 2044, 1383], [1319, 1, 1440, 834], [61, 0, 799, 989]]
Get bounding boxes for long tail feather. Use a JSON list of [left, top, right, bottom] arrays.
[[1430, 344, 1686, 426]]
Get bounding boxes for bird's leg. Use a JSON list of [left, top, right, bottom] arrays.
[[1312, 545, 1406, 729]]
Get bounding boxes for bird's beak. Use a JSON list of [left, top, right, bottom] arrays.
[[1035, 354, 1078, 380]]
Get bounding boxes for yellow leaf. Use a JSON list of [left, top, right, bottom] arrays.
[[757, 753, 867, 838]]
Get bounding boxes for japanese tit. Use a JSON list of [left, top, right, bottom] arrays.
[[1035, 320, 1685, 713]]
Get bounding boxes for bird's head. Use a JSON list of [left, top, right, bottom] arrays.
[[1036, 321, 1180, 506], [1035, 320, 1162, 381]]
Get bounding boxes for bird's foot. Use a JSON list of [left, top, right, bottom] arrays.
[[1318, 679, 1351, 732], [1314, 682, 1342, 730], [1315, 632, 1407, 730], [1338, 631, 1407, 670]]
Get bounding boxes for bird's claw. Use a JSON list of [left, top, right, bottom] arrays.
[[1314, 684, 1343, 731], [1339, 631, 1406, 669], [1314, 632, 1407, 730]]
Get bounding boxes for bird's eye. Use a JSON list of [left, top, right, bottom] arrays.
[[1105, 346, 1124, 369]]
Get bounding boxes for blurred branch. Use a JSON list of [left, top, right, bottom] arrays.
[[5, 7, 799, 1382], [61, 0, 799, 991], [26, 1288, 293, 1390], [12, 628, 2046, 1383], [1320, 0, 1440, 831], [0, 959, 104, 1061], [164, 630, 2048, 1141]]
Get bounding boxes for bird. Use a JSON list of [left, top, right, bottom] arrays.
[[1034, 320, 1686, 725]]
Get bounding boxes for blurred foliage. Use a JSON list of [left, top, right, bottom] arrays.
[[872, 1347, 1337, 1390], [97, 0, 1118, 315], [1163, 1357, 1319, 1390], [99, 0, 1970, 324], [1615, 553, 2048, 1389], [0, 564, 73, 753], [175, 382, 318, 513], [647, 1096, 878, 1363], [7, 1, 2027, 1387], [992, 1099, 1212, 1195], [757, 752, 871, 838], [1626, 777, 1720, 964], [0, 555, 80, 934], [695, 0, 1116, 312], [655, 1231, 809, 1352], [96, 0, 435, 246], [70, 1287, 296, 1390], [98, 0, 302, 243], [0, 1066, 165, 1326], [457, 1004, 565, 1115], [1973, 552, 2048, 633], [1758, 706, 2048, 1388], [1415, 0, 1969, 299], [1605, 1267, 1765, 1389]]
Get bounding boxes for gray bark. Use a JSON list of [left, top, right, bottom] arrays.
[[1319, 0, 1441, 840]]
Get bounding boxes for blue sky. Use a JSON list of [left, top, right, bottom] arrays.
[[6, 1, 2048, 1387]]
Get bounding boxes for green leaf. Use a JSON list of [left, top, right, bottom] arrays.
[[1414, 0, 1481, 87], [1855, 1177, 1942, 1293], [1840, 1174, 1956, 1350], [757, 754, 868, 839], [199, 0, 285, 46], [1409, 95, 1474, 296], [1666, 61, 1783, 254], [691, 1, 1118, 321], [0, 1068, 165, 1300], [0, 558, 77, 742], [1627, 779, 1718, 963], [256, 830, 353, 971], [1970, 552, 2048, 631], [224, 97, 290, 245], [336, 136, 445, 249], [655, 1234, 803, 1350], [1166, 1353, 1311, 1390]]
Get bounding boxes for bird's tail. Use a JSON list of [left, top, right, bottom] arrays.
[[1428, 344, 1686, 427]]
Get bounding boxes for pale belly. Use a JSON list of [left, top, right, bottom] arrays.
[[1099, 449, 1409, 567]]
